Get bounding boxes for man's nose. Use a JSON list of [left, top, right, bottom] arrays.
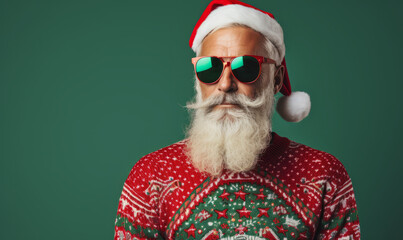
[[218, 62, 238, 93]]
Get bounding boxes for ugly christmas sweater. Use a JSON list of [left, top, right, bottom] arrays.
[[114, 132, 360, 240]]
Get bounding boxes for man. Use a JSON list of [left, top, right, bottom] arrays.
[[114, 0, 360, 239]]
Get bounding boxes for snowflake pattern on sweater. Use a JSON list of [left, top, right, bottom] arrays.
[[114, 132, 360, 240]]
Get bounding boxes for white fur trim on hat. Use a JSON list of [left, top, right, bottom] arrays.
[[276, 91, 311, 122], [192, 4, 285, 63]]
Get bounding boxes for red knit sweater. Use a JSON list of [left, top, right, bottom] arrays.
[[114, 132, 360, 240]]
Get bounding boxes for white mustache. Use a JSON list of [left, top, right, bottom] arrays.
[[187, 93, 266, 111]]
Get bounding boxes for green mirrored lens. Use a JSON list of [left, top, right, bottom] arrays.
[[231, 56, 260, 83], [196, 57, 223, 83]]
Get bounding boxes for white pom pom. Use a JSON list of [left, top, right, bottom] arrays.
[[276, 91, 311, 122]]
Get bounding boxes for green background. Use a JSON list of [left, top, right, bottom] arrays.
[[1, 0, 402, 239]]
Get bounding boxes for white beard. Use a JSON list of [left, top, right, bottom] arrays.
[[186, 78, 275, 177]]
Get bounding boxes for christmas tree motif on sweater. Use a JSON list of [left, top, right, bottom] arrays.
[[170, 172, 314, 240], [146, 176, 182, 206], [296, 175, 337, 207]]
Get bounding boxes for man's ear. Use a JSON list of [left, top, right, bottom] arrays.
[[273, 65, 284, 94]]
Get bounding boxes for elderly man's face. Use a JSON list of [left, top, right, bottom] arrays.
[[199, 26, 268, 109], [188, 26, 282, 176]]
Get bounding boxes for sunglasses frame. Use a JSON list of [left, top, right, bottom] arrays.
[[191, 55, 276, 85]]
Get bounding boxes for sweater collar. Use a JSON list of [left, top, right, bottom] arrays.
[[261, 131, 290, 160]]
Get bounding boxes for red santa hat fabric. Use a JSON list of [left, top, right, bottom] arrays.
[[189, 0, 311, 122]]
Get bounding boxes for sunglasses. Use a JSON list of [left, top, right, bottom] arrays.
[[192, 55, 276, 84]]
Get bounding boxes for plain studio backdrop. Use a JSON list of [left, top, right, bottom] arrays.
[[1, 0, 402, 239]]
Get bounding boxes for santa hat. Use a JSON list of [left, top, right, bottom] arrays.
[[189, 0, 311, 122]]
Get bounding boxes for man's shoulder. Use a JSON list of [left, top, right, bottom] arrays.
[[133, 139, 189, 170], [268, 134, 353, 188], [277, 134, 347, 175]]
